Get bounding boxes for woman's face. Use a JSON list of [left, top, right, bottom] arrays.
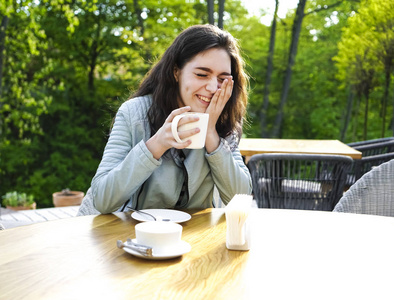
[[175, 48, 232, 113]]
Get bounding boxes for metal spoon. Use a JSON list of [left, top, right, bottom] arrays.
[[117, 239, 153, 257], [129, 209, 170, 221]]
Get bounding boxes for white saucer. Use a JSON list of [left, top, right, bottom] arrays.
[[131, 209, 191, 223], [123, 239, 191, 260]]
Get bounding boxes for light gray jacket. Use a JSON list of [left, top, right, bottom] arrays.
[[78, 95, 252, 215]]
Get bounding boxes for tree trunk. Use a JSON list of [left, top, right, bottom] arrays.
[[0, 15, 9, 98], [392, 83, 394, 134], [381, 65, 391, 137], [133, 0, 145, 36], [207, 0, 214, 25], [360, 66, 374, 140], [260, 0, 279, 138], [340, 86, 354, 141], [352, 93, 361, 142], [363, 91, 369, 141], [88, 53, 97, 92], [0, 15, 9, 139], [218, 0, 225, 29], [88, 22, 102, 92], [271, 0, 307, 137]]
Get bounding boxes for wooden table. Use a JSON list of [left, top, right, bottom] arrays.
[[1, 208, 394, 299], [239, 138, 362, 163]]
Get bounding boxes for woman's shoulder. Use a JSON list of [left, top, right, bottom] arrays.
[[121, 94, 152, 110], [119, 94, 152, 120]]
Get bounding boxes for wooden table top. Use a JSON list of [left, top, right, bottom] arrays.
[[1, 208, 394, 299], [239, 138, 362, 160]]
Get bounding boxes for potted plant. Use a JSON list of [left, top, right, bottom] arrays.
[[52, 188, 84, 207], [2, 191, 36, 211]]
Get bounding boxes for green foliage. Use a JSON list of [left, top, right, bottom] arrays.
[[334, 0, 394, 140], [0, 1, 52, 141], [0, 0, 206, 207], [284, 1, 351, 139], [2, 191, 35, 207], [0, 0, 393, 208]]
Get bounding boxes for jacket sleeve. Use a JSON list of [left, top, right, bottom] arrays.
[[90, 103, 161, 214], [205, 134, 252, 205]]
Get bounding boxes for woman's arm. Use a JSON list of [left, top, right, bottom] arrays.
[[206, 134, 252, 205], [91, 103, 161, 214]]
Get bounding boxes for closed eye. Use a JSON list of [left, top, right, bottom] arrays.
[[196, 73, 207, 77]]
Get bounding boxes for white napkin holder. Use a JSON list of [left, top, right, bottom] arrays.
[[225, 194, 253, 251]]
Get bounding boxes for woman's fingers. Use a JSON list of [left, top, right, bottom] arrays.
[[223, 78, 234, 101], [177, 127, 201, 141], [166, 106, 203, 149], [218, 77, 233, 105], [206, 77, 233, 116], [147, 106, 202, 158], [166, 106, 191, 122]]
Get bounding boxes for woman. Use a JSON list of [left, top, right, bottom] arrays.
[[78, 24, 252, 215]]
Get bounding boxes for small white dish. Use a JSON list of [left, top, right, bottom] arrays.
[[131, 209, 191, 223], [123, 239, 191, 260]]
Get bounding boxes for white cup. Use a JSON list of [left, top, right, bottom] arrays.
[[171, 112, 209, 149], [135, 221, 183, 255]]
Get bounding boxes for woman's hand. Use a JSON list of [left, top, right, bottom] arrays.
[[205, 76, 234, 153], [146, 106, 200, 160]]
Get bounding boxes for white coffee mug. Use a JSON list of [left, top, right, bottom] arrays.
[[135, 221, 183, 255], [171, 112, 209, 149]]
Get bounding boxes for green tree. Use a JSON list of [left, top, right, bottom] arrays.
[[4, 0, 392, 208], [260, 0, 279, 138], [0, 1, 52, 142], [285, 0, 361, 140], [335, 0, 394, 140], [0, 1, 53, 203], [240, 0, 360, 140], [0, 0, 212, 206]]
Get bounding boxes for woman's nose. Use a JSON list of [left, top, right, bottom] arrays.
[[206, 78, 220, 93]]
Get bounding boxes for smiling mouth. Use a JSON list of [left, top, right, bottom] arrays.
[[197, 95, 211, 103]]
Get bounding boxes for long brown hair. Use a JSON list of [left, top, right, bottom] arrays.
[[132, 24, 248, 139]]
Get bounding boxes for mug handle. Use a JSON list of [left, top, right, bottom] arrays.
[[171, 114, 185, 143]]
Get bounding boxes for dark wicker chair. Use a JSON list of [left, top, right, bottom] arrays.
[[350, 139, 394, 157], [334, 159, 394, 216], [347, 137, 394, 148], [247, 153, 353, 211], [346, 139, 394, 187], [353, 152, 394, 182]]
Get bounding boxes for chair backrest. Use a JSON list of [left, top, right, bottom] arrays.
[[345, 140, 394, 188], [248, 153, 353, 211], [334, 159, 394, 216], [351, 139, 394, 157], [347, 137, 394, 148], [353, 152, 394, 182]]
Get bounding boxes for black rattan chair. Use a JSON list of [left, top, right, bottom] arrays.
[[346, 140, 394, 187], [353, 152, 394, 182], [347, 137, 394, 148], [248, 153, 353, 211], [350, 139, 394, 157]]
